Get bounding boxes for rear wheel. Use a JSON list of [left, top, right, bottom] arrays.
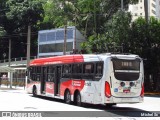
[[105, 103, 116, 108], [32, 86, 37, 97], [75, 92, 82, 106], [64, 90, 71, 104]]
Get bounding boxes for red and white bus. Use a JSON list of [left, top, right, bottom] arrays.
[[26, 53, 144, 106]]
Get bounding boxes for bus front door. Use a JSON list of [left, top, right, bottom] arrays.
[[54, 66, 61, 96], [41, 67, 47, 94]]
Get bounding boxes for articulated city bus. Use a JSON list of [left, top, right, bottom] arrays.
[[26, 53, 144, 106]]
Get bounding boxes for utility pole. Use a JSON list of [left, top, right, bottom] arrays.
[[63, 24, 67, 55], [9, 38, 12, 88], [26, 25, 31, 90], [121, 0, 124, 10], [144, 0, 148, 23], [8, 38, 11, 67], [63, 0, 67, 55], [27, 25, 31, 67], [74, 7, 77, 54]]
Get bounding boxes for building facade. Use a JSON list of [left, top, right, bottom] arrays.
[[129, 0, 160, 21], [38, 26, 85, 58]]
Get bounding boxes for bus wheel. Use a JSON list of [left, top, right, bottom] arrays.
[[76, 92, 82, 106], [64, 90, 71, 104], [105, 103, 116, 108], [32, 86, 37, 97]]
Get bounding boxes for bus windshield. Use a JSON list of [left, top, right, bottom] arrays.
[[112, 58, 140, 81]]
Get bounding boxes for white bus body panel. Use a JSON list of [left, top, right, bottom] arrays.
[[102, 55, 144, 104]]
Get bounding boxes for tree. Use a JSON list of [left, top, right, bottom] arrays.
[[0, 0, 44, 59], [84, 11, 132, 53], [128, 17, 160, 92], [41, 0, 138, 37], [40, 0, 138, 54]]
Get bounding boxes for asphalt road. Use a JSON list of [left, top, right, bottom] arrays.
[[0, 88, 160, 118]]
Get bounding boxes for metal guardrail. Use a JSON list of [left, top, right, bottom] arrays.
[[0, 56, 37, 63], [0, 78, 25, 89]]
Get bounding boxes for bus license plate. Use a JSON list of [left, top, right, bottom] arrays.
[[123, 89, 130, 93], [122, 98, 132, 102]]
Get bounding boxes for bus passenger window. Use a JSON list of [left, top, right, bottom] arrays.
[[84, 63, 94, 74], [83, 63, 94, 80], [72, 64, 82, 79], [47, 66, 55, 82], [62, 65, 71, 78], [72, 64, 82, 73], [32, 67, 36, 81], [96, 63, 103, 74], [95, 62, 103, 81], [36, 67, 41, 81], [63, 65, 71, 74]]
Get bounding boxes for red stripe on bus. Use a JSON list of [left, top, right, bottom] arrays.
[[30, 55, 84, 66], [60, 80, 85, 96], [45, 82, 54, 94]]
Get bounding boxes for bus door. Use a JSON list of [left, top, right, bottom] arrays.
[[54, 66, 62, 96], [41, 67, 47, 94]]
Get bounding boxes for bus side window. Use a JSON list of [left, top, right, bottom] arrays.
[[27, 67, 32, 83], [48, 66, 55, 82], [32, 67, 36, 81], [72, 64, 82, 73], [84, 63, 94, 74], [36, 67, 41, 81], [28, 67, 32, 78], [62, 64, 71, 78], [95, 62, 103, 81], [83, 63, 94, 80], [72, 64, 82, 79]]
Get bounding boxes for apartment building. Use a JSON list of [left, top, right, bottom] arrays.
[[129, 0, 160, 21]]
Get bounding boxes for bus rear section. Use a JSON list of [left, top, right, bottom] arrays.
[[104, 55, 144, 104]]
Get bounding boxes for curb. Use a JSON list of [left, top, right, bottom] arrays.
[[0, 88, 20, 90], [145, 92, 160, 95]]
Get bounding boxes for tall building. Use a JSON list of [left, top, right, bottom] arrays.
[[129, 0, 160, 21], [38, 26, 85, 58]]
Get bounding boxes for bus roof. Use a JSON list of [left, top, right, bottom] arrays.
[[30, 53, 139, 66], [30, 55, 84, 66]]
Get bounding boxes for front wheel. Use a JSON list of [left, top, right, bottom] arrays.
[[64, 90, 71, 104], [32, 86, 37, 97]]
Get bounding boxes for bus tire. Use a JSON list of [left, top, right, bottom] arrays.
[[75, 92, 82, 106], [32, 86, 37, 97], [64, 90, 71, 104], [105, 103, 116, 108]]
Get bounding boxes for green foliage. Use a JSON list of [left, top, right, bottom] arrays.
[[41, 0, 138, 36], [83, 11, 132, 53], [6, 0, 44, 31], [0, 0, 44, 59]]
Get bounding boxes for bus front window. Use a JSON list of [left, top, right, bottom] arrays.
[[112, 58, 140, 81]]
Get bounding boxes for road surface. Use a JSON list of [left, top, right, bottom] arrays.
[[0, 87, 160, 119]]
